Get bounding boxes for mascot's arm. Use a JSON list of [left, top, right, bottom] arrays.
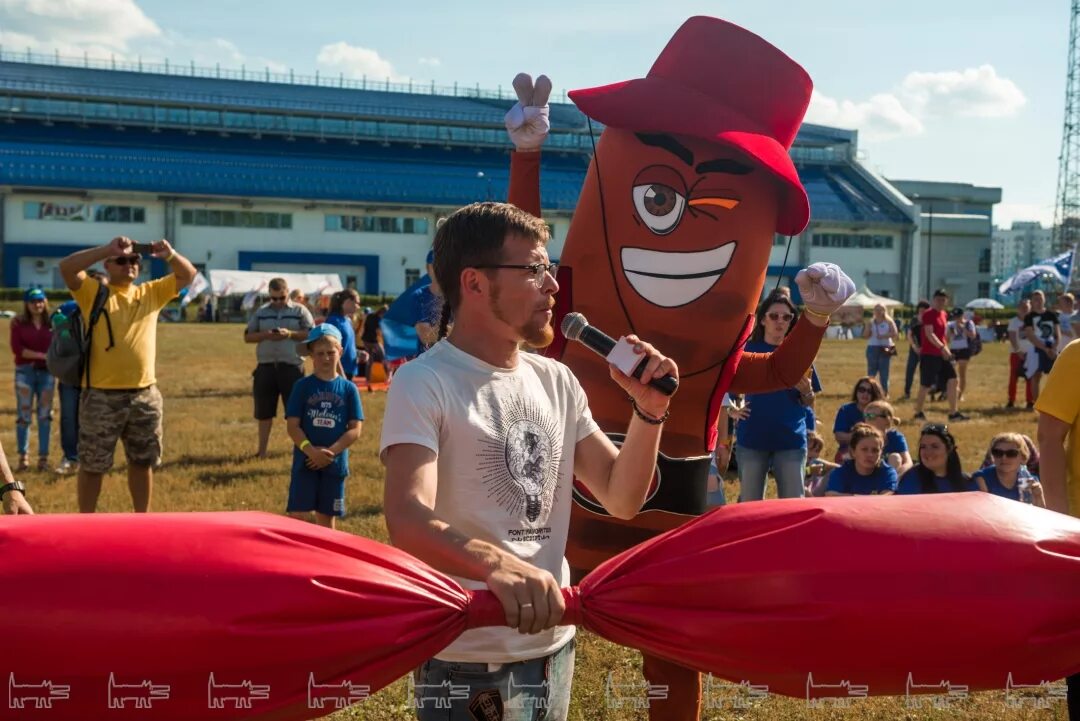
[[509, 151, 542, 217], [729, 317, 826, 394], [505, 72, 550, 218]]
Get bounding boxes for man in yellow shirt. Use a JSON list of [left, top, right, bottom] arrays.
[[1034, 337, 1080, 719], [59, 236, 196, 513]]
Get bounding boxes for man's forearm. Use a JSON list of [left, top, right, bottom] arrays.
[[602, 413, 664, 519], [387, 503, 510, 583], [1039, 443, 1069, 514], [59, 244, 111, 279], [166, 251, 197, 289]]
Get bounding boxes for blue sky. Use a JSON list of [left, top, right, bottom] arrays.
[[1, 0, 1068, 227]]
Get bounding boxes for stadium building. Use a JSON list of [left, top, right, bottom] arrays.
[[0, 52, 983, 303]]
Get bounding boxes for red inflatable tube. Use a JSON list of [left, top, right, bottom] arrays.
[[1, 494, 1077, 719]]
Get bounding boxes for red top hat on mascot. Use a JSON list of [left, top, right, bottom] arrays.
[[570, 15, 812, 236]]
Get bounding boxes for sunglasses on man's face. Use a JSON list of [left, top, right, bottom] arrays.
[[991, 447, 1021, 459], [269, 295, 287, 302], [111, 256, 141, 267], [767, 312, 794, 322]]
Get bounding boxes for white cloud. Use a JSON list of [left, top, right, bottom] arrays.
[[806, 64, 1025, 143], [0, 0, 160, 56], [316, 41, 403, 81], [899, 64, 1026, 118], [418, 56, 441, 67], [141, 33, 287, 73], [806, 90, 924, 142]]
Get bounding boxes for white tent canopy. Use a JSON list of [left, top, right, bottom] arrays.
[[842, 287, 904, 309], [206, 269, 343, 297]]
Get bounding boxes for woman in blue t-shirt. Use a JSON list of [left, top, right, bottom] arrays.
[[323, 289, 360, 380], [896, 423, 976, 494], [832, 376, 885, 463], [826, 423, 898, 495], [736, 291, 819, 501], [972, 432, 1046, 507]]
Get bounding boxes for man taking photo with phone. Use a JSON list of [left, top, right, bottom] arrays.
[[58, 236, 196, 513]]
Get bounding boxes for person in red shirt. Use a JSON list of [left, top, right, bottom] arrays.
[[10, 288, 55, 471], [913, 288, 966, 421]]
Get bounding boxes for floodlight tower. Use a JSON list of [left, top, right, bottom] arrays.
[[1053, 0, 1080, 287]]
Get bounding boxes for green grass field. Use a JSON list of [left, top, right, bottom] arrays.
[[4, 320, 1066, 720]]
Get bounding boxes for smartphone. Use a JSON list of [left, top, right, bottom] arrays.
[[131, 242, 154, 255]]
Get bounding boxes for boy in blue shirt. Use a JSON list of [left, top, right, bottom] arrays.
[[286, 324, 364, 529]]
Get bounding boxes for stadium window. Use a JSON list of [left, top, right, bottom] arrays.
[[194, 210, 209, 225], [182, 210, 291, 229], [23, 202, 41, 219], [405, 268, 421, 287], [281, 214, 293, 229], [181, 210, 193, 225]]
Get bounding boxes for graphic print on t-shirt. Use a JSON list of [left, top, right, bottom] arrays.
[[476, 394, 563, 524]]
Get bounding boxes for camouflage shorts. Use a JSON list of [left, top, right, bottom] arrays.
[[78, 385, 164, 474]]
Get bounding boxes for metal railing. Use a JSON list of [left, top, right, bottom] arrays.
[[0, 47, 573, 104]]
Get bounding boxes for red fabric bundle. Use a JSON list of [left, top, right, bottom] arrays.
[[2, 494, 1077, 719]]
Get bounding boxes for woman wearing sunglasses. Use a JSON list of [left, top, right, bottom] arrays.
[[896, 423, 977, 494], [972, 433, 1045, 506], [734, 290, 820, 501], [832, 376, 885, 463]]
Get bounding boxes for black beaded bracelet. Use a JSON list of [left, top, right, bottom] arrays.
[[630, 399, 669, 425]]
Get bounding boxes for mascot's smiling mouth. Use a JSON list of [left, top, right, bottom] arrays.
[[621, 242, 736, 307]]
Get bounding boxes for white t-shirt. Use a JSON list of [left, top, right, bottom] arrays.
[[866, 320, 894, 347], [380, 340, 600, 663], [1008, 316, 1033, 354], [947, 319, 974, 350], [1059, 311, 1077, 352]]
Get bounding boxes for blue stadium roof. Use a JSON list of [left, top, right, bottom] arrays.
[[0, 60, 588, 130]]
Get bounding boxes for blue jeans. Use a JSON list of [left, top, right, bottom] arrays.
[[59, 383, 81, 462], [866, 345, 893, 394], [14, 366, 54, 457], [736, 446, 806, 501], [412, 638, 575, 721]]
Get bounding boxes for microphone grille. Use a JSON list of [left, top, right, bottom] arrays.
[[561, 312, 588, 341]]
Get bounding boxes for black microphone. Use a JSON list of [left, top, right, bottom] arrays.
[[561, 312, 678, 396]]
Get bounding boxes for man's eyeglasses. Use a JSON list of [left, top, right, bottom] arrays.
[[473, 262, 558, 287], [111, 256, 141, 267], [990, 447, 1021, 459], [767, 312, 794, 322]]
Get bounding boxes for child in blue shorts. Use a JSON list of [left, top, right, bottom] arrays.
[[285, 323, 364, 529]]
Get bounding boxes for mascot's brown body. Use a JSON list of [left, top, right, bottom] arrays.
[[506, 16, 855, 720]]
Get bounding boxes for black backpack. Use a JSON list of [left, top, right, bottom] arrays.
[[46, 283, 114, 387]]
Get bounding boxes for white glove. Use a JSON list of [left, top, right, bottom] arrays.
[[505, 73, 551, 152], [794, 262, 856, 316]]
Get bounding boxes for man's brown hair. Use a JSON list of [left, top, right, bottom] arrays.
[[268, 277, 287, 292]]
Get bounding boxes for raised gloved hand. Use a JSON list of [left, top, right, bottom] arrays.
[[504, 72, 551, 152], [794, 262, 856, 317]]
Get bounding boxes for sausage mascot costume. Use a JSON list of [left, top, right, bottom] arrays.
[[506, 16, 855, 719]]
